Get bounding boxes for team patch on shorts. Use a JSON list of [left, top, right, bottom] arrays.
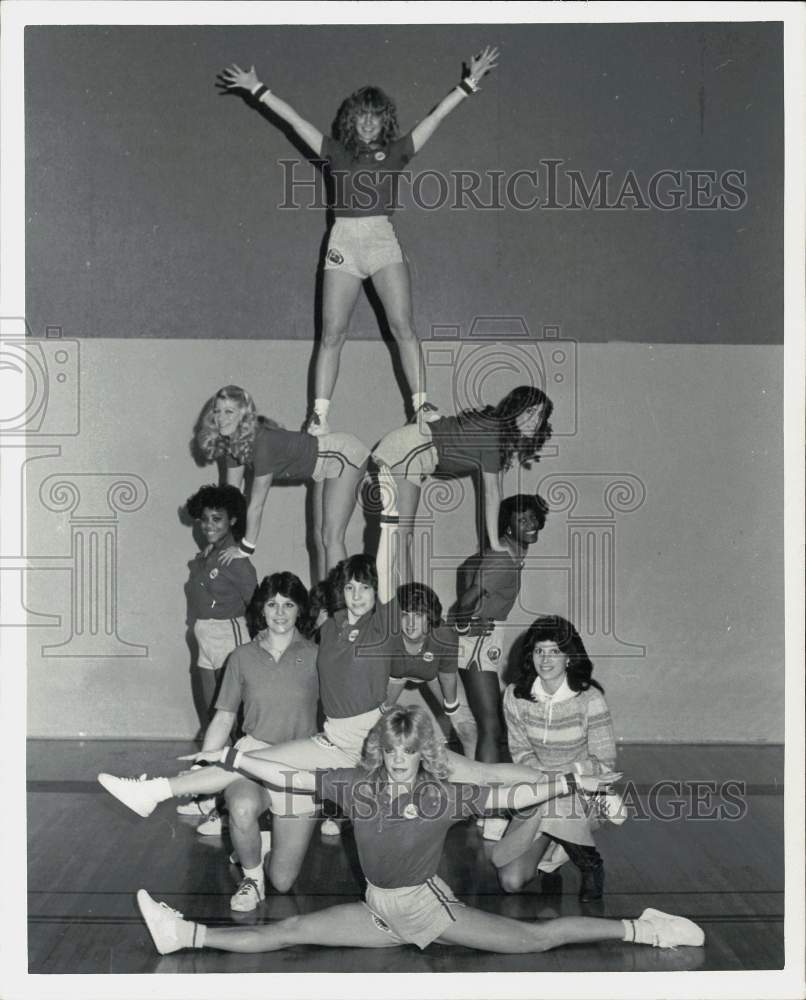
[[311, 731, 338, 750], [326, 248, 344, 266]]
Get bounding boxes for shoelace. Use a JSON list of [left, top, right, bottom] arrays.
[[234, 877, 260, 897], [158, 900, 184, 920]]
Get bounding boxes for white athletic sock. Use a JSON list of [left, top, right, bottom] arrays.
[[153, 777, 173, 802], [192, 922, 207, 949], [621, 919, 636, 943], [411, 392, 427, 410], [313, 398, 331, 417], [242, 863, 265, 886]]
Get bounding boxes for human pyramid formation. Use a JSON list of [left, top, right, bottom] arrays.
[[97, 49, 705, 958]]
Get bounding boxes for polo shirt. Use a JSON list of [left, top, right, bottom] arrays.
[[386, 624, 459, 683], [216, 632, 319, 744], [322, 133, 415, 217], [225, 423, 318, 481], [428, 412, 505, 477], [317, 767, 490, 888], [316, 602, 394, 719], [187, 535, 258, 620], [451, 548, 523, 623]]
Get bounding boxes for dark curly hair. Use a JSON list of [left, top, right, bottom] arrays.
[[512, 615, 603, 699], [333, 553, 378, 597], [247, 572, 312, 639], [334, 86, 399, 158], [498, 493, 549, 537], [397, 582, 442, 631], [185, 484, 247, 540]]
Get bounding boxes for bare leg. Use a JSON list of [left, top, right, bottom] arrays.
[[370, 261, 421, 399], [436, 906, 624, 953], [310, 480, 326, 583], [204, 902, 397, 952], [497, 832, 551, 893], [461, 671, 504, 762], [394, 475, 421, 584], [167, 767, 241, 798], [320, 460, 367, 572], [316, 271, 363, 401], [225, 779, 269, 870], [266, 813, 320, 893]]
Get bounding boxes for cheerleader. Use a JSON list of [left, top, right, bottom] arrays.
[[135, 707, 703, 956], [218, 47, 499, 434], [195, 385, 368, 579]]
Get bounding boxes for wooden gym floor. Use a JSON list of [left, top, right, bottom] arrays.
[[27, 740, 784, 975]]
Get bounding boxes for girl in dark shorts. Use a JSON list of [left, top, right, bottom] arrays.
[[135, 706, 704, 956], [195, 385, 369, 578], [218, 48, 499, 435], [373, 384, 553, 582]]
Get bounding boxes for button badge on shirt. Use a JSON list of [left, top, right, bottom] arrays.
[[423, 651, 434, 663], [209, 568, 219, 579], [347, 628, 360, 643], [403, 803, 419, 819], [374, 151, 386, 161]]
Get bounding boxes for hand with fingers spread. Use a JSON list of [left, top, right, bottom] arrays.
[[218, 63, 260, 93], [467, 45, 500, 88]]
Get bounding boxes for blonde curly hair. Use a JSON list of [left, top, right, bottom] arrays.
[[361, 706, 450, 782], [195, 385, 270, 467]]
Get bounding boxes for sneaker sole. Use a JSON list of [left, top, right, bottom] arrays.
[[136, 890, 180, 955], [97, 774, 155, 818], [640, 908, 705, 947]]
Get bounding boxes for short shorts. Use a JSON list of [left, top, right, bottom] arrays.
[[248, 708, 382, 816], [232, 734, 316, 816], [364, 876, 464, 949], [312, 432, 370, 482], [193, 617, 248, 671], [324, 216, 404, 280], [372, 423, 438, 483]]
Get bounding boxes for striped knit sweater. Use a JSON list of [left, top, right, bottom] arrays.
[[503, 682, 616, 775]]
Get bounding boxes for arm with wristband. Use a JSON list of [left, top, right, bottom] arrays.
[[484, 768, 617, 813], [410, 45, 499, 153], [218, 64, 325, 156]]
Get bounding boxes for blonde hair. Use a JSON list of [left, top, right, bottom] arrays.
[[195, 385, 259, 466], [361, 706, 450, 782]]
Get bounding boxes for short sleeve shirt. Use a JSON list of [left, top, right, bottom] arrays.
[[225, 423, 318, 481], [428, 412, 504, 477], [187, 536, 258, 620], [385, 623, 459, 683], [216, 633, 319, 744], [316, 767, 490, 887], [316, 603, 394, 719], [452, 548, 523, 622], [322, 133, 416, 217]]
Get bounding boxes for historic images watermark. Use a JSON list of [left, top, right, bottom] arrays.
[[0, 316, 148, 656], [278, 159, 748, 213]]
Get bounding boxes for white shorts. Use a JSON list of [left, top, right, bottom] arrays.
[[233, 734, 316, 816], [372, 423, 438, 483], [324, 216, 404, 280], [193, 617, 248, 671], [364, 876, 464, 949], [312, 432, 370, 481]]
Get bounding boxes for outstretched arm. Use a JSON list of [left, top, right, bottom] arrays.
[[411, 46, 499, 153], [219, 64, 325, 156], [220, 471, 273, 565], [484, 769, 620, 813], [482, 470, 506, 552]]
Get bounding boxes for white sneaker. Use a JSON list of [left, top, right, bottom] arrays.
[[635, 908, 705, 949], [306, 412, 330, 436], [482, 816, 510, 842], [176, 796, 216, 817], [230, 876, 265, 912], [228, 830, 272, 864], [197, 809, 225, 835], [321, 818, 341, 837], [98, 773, 159, 818], [136, 890, 196, 954]]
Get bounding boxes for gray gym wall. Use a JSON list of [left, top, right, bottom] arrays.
[[21, 22, 783, 740]]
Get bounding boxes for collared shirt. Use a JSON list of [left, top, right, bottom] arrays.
[[187, 534, 258, 620], [386, 624, 459, 682], [216, 631, 319, 744], [451, 547, 523, 623], [323, 133, 416, 217], [317, 767, 490, 888], [316, 603, 393, 719], [428, 411, 505, 476], [225, 423, 318, 481]]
